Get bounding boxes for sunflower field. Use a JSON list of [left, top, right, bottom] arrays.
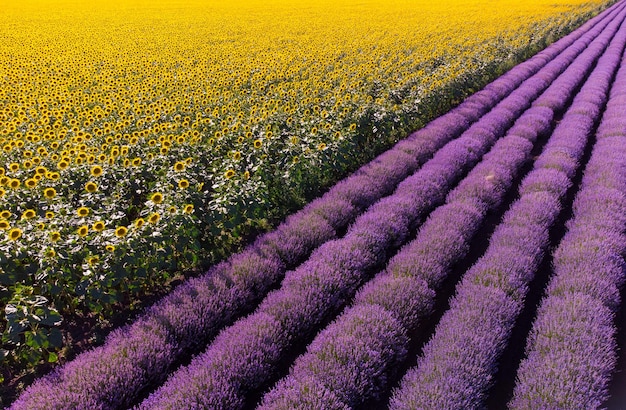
[[0, 0, 614, 385]]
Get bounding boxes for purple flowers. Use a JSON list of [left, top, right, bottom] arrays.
[[510, 21, 626, 408], [390, 5, 626, 407]]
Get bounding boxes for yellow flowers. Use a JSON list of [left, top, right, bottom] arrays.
[[85, 182, 98, 193], [77, 225, 89, 237], [148, 212, 160, 224], [44, 187, 57, 199], [91, 166, 104, 177], [151, 192, 164, 204], [253, 139, 263, 149], [115, 226, 128, 237], [173, 161, 186, 172], [183, 204, 194, 214], [87, 255, 100, 266], [178, 179, 190, 189], [49, 231, 61, 242], [8, 228, 22, 241], [224, 169, 236, 179], [77, 207, 90, 217], [22, 209, 36, 220], [92, 221, 106, 232]]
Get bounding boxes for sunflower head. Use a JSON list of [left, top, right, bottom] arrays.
[[91, 221, 104, 232], [85, 181, 98, 193], [151, 192, 164, 204], [115, 226, 128, 238], [44, 187, 57, 199], [8, 228, 22, 241], [77, 207, 90, 217], [77, 225, 89, 237], [148, 212, 160, 224]]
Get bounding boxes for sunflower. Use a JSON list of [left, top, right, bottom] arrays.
[[85, 181, 98, 193], [22, 209, 36, 219], [115, 226, 128, 237], [87, 256, 100, 266], [45, 211, 55, 219], [253, 139, 262, 149], [173, 161, 186, 171], [106, 245, 116, 252], [183, 204, 194, 214], [77, 207, 90, 217], [151, 192, 164, 204], [77, 225, 89, 237], [50, 231, 61, 242], [44, 187, 56, 199], [9, 179, 20, 189], [0, 211, 11, 219], [224, 169, 236, 179], [8, 228, 22, 241], [178, 179, 190, 189], [134, 218, 145, 228], [0, 220, 9, 230], [148, 212, 160, 224], [91, 165, 104, 177], [86, 219, 103, 232]]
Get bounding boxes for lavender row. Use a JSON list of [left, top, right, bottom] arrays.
[[509, 40, 626, 410], [255, 6, 626, 405], [130, 11, 626, 408], [389, 9, 626, 408], [257, 108, 554, 409], [11, 4, 623, 410], [128, 19, 612, 407]]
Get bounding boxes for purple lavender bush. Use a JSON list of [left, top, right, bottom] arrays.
[[390, 8, 626, 407], [509, 44, 626, 410]]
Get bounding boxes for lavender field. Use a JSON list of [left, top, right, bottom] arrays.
[[9, 1, 626, 409]]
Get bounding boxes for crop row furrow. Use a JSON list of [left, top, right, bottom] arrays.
[[388, 7, 626, 409], [509, 30, 626, 409], [131, 8, 626, 408], [255, 5, 626, 407]]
